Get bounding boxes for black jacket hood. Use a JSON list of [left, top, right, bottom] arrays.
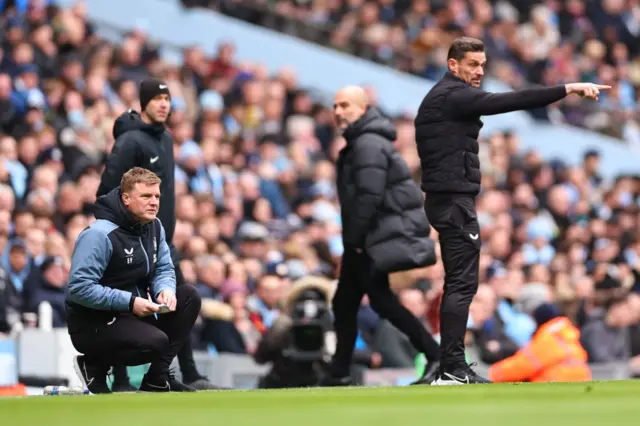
[[113, 109, 165, 140], [343, 107, 397, 144], [93, 187, 146, 233]]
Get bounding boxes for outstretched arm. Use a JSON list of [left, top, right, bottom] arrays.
[[449, 83, 610, 117], [449, 85, 567, 117]]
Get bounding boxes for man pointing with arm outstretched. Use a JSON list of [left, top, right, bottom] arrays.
[[415, 36, 609, 385]]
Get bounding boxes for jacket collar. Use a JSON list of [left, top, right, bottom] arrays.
[[443, 71, 468, 85]]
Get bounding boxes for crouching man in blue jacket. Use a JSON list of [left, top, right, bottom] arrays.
[[66, 167, 201, 394]]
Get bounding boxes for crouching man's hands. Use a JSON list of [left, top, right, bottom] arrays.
[[132, 297, 161, 317], [157, 290, 177, 311]]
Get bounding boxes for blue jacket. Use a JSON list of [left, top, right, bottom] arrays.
[[65, 188, 175, 331]]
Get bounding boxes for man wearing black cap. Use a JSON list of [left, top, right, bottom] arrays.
[[97, 79, 215, 391]]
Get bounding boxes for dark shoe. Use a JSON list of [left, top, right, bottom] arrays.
[[431, 362, 492, 385], [138, 370, 172, 393], [185, 376, 228, 390], [138, 377, 171, 393], [73, 355, 111, 394], [168, 373, 197, 392], [411, 361, 440, 385], [139, 368, 198, 393], [110, 366, 136, 392], [318, 374, 352, 387], [111, 381, 138, 392]]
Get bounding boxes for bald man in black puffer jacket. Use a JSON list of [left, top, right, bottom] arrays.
[[320, 86, 439, 386]]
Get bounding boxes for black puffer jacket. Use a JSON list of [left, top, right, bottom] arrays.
[[415, 72, 567, 196], [97, 110, 176, 247], [0, 268, 15, 333], [337, 107, 436, 273], [415, 73, 483, 195]]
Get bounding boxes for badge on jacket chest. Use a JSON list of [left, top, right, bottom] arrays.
[[153, 237, 158, 264], [125, 247, 134, 264]]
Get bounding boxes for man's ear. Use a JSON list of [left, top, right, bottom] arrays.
[[447, 58, 458, 74], [122, 192, 130, 206]]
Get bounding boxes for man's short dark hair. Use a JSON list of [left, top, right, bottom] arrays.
[[447, 37, 485, 61], [584, 149, 600, 160]]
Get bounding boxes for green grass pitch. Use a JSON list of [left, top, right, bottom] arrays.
[[2, 381, 640, 426]]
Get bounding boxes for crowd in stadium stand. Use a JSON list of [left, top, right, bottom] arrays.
[[1, 0, 640, 377], [209, 0, 640, 145]]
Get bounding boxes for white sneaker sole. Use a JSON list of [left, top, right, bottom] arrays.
[[431, 378, 467, 386], [73, 355, 87, 388], [72, 356, 91, 391]]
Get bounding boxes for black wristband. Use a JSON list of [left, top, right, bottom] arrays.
[[129, 294, 136, 312]]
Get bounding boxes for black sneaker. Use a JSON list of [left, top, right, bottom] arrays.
[[111, 381, 138, 392], [138, 378, 171, 392], [73, 355, 111, 394], [411, 361, 440, 385], [317, 374, 352, 387], [139, 371, 197, 392], [185, 376, 227, 390], [168, 372, 197, 392], [110, 366, 137, 392], [431, 362, 492, 385], [138, 371, 171, 393]]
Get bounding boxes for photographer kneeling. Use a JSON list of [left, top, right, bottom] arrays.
[[253, 276, 376, 388]]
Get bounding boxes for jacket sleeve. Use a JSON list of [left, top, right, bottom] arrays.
[[343, 139, 388, 248], [67, 228, 134, 311], [97, 133, 140, 197], [448, 85, 567, 117], [151, 221, 176, 298]]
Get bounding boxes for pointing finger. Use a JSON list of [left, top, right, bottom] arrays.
[[594, 85, 611, 90]]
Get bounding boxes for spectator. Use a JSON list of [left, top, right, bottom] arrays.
[[489, 303, 592, 383], [26, 256, 68, 328], [214, 0, 640, 142], [247, 274, 283, 333], [2, 238, 33, 310]]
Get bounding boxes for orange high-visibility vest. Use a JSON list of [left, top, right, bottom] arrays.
[[489, 316, 592, 383]]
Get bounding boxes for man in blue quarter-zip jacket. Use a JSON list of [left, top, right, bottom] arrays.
[[65, 167, 201, 394]]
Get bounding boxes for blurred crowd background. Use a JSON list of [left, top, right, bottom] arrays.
[[1, 0, 640, 380], [209, 0, 640, 145]]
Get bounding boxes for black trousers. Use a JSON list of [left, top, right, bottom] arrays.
[[111, 263, 203, 385], [425, 193, 480, 368], [70, 284, 201, 378], [330, 248, 440, 377], [173, 263, 203, 381]]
